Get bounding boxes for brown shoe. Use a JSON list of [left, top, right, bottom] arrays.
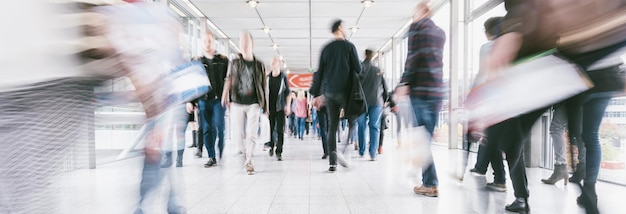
[[413, 185, 438, 197]]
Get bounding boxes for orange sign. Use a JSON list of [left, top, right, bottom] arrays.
[[288, 73, 313, 89]]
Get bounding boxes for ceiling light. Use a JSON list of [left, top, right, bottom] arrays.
[[247, 0, 259, 8], [286, 69, 290, 74], [283, 63, 287, 68], [350, 27, 359, 33], [272, 44, 278, 50], [362, 0, 373, 7], [263, 27, 270, 34], [279, 55, 284, 60]]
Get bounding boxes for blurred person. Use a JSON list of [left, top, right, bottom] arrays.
[[186, 103, 199, 149], [311, 106, 319, 139], [221, 31, 267, 175], [482, 0, 626, 212], [310, 19, 361, 172], [467, 16, 508, 192], [394, 2, 446, 197], [193, 31, 229, 167], [379, 90, 393, 154], [288, 91, 298, 137], [540, 105, 569, 184], [0, 1, 193, 213], [295, 91, 308, 140], [266, 56, 292, 161], [160, 104, 191, 168], [357, 49, 387, 161]]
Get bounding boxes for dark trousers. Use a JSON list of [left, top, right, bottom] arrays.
[[325, 98, 343, 166], [318, 107, 329, 155], [475, 126, 506, 184], [269, 110, 286, 155], [492, 107, 549, 198]]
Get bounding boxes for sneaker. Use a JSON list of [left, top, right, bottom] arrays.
[[328, 166, 337, 172], [469, 168, 486, 176], [370, 157, 378, 161], [245, 163, 255, 175], [321, 154, 328, 159], [269, 148, 274, 157], [194, 151, 202, 158], [486, 182, 507, 192], [413, 185, 438, 197], [203, 158, 217, 168], [277, 154, 283, 161]]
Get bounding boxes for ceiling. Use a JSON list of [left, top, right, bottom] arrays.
[[182, 0, 420, 73]]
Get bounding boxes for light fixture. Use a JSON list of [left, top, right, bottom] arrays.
[[279, 55, 284, 60], [169, 4, 187, 17], [283, 63, 287, 68], [247, 0, 259, 8], [362, 0, 373, 7], [272, 44, 278, 50], [263, 27, 271, 34], [183, 0, 205, 17], [286, 69, 290, 74], [350, 27, 359, 33]]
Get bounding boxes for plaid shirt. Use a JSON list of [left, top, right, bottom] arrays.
[[400, 18, 446, 100]]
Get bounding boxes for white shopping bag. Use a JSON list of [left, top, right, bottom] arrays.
[[258, 114, 271, 143], [395, 100, 432, 169], [465, 53, 592, 130]]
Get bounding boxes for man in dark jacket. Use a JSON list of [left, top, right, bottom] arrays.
[[221, 31, 267, 175], [193, 31, 229, 168], [266, 56, 292, 161], [357, 49, 387, 161], [310, 19, 362, 172]]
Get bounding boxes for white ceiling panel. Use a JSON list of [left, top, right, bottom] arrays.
[[184, 0, 422, 73]]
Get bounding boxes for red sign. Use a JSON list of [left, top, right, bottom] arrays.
[[288, 74, 313, 89]]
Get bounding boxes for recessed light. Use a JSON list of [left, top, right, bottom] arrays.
[[272, 44, 278, 50], [350, 27, 359, 33], [283, 63, 288, 68], [279, 55, 284, 60], [362, 0, 373, 8], [247, 0, 259, 8], [263, 27, 270, 33]]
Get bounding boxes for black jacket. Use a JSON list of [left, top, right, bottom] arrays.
[[310, 40, 361, 98], [196, 54, 229, 100], [265, 71, 291, 112]]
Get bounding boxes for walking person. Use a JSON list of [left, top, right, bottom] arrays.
[[480, 1, 626, 212], [295, 91, 308, 140], [266, 56, 292, 161], [221, 31, 268, 175], [467, 16, 508, 192], [357, 49, 387, 161], [394, 2, 446, 197], [194, 31, 229, 167], [310, 19, 361, 172]]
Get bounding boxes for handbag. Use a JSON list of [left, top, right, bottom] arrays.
[[344, 68, 367, 118]]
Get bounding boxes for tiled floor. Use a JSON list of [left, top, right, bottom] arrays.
[[56, 134, 626, 214]]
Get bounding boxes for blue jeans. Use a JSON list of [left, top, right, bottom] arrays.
[[296, 117, 306, 138], [579, 93, 613, 184], [410, 97, 441, 187], [198, 98, 225, 159], [358, 105, 383, 158]]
